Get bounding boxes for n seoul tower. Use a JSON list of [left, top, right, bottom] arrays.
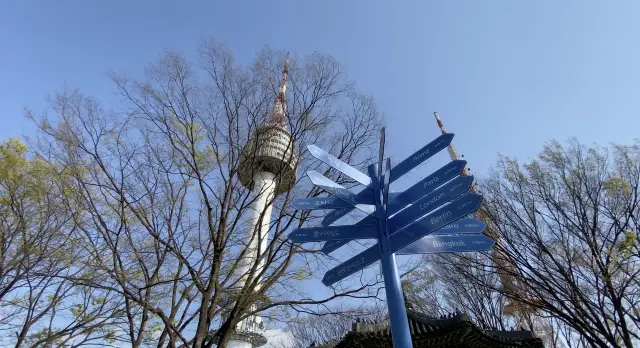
[[226, 56, 298, 348]]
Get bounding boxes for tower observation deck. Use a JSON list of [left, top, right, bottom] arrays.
[[237, 122, 298, 195]]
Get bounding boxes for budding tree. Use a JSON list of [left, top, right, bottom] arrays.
[[0, 139, 123, 347], [456, 139, 640, 348], [27, 39, 384, 347]]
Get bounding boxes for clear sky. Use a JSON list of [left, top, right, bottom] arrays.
[[1, 0, 640, 337], [2, 0, 639, 177]]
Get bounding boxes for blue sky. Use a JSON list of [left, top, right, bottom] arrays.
[[2, 0, 640, 334], [2, 0, 639, 178]]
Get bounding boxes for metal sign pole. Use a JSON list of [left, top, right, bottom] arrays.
[[380, 250, 412, 347], [372, 157, 413, 348]]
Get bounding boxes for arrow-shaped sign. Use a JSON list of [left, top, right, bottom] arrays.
[[389, 133, 455, 183], [288, 224, 378, 243], [321, 215, 376, 255], [291, 197, 355, 210], [387, 160, 466, 216], [390, 193, 484, 253], [397, 234, 495, 255], [321, 169, 471, 255], [307, 145, 372, 188], [431, 218, 487, 235], [322, 243, 381, 286], [321, 135, 455, 227], [320, 164, 377, 227], [321, 198, 484, 286], [387, 175, 474, 234], [306, 171, 375, 215]]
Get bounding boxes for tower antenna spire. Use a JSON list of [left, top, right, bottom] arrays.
[[268, 53, 290, 126]]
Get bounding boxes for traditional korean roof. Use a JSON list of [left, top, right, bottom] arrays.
[[310, 309, 544, 348]]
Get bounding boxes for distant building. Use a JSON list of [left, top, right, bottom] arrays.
[[310, 305, 544, 348]]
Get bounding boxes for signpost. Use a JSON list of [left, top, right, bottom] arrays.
[[307, 145, 372, 187], [322, 243, 381, 286], [306, 171, 375, 215], [288, 128, 492, 348], [397, 234, 494, 255], [389, 193, 485, 253], [386, 175, 475, 234], [387, 159, 467, 216], [288, 224, 378, 243], [431, 218, 486, 235], [320, 133, 456, 227], [321, 160, 468, 255], [291, 197, 357, 210]]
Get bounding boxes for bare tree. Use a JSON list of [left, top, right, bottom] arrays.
[[26, 39, 384, 347], [406, 254, 572, 347], [272, 305, 386, 348], [456, 139, 640, 348], [400, 267, 446, 318], [403, 255, 510, 329]]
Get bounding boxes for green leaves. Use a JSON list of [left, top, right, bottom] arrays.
[[69, 303, 84, 318], [104, 331, 117, 344], [616, 230, 637, 259], [604, 177, 631, 196], [292, 267, 312, 281]]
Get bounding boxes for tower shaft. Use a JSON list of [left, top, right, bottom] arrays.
[[228, 172, 276, 348], [236, 172, 276, 289]]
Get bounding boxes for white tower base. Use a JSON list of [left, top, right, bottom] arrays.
[[227, 340, 253, 348]]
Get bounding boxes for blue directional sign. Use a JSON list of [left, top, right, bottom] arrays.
[[387, 160, 466, 215], [288, 224, 378, 243], [321, 215, 376, 254], [432, 218, 487, 235], [321, 134, 456, 227], [320, 164, 378, 227], [321, 172, 473, 255], [292, 128, 490, 348], [291, 197, 355, 210], [388, 192, 401, 201], [322, 243, 380, 286], [390, 192, 484, 253], [387, 175, 474, 234], [306, 171, 375, 215], [307, 145, 372, 187], [320, 160, 466, 254], [397, 234, 495, 255], [389, 133, 455, 183]]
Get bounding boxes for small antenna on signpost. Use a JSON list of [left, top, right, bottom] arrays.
[[378, 127, 385, 180]]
